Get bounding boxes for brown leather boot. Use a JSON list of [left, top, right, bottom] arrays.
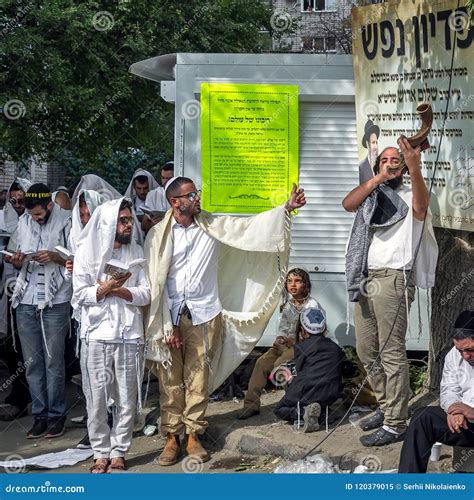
[[186, 433, 210, 462], [158, 434, 180, 466]]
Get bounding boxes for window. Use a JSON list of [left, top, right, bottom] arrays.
[[301, 0, 338, 12], [302, 36, 337, 53]]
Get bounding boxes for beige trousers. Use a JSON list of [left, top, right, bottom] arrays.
[[354, 268, 415, 433], [158, 313, 222, 436], [243, 345, 294, 411]]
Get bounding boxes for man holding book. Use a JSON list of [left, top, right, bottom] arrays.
[[72, 197, 150, 473], [6, 183, 71, 438]]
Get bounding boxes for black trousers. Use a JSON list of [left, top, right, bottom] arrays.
[[398, 406, 474, 473]]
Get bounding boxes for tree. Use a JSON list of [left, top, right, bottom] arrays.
[[1, 0, 283, 189]]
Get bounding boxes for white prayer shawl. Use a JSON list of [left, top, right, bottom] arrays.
[[144, 186, 169, 212], [144, 205, 291, 392], [125, 169, 159, 203], [72, 198, 145, 331], [71, 174, 120, 207], [71, 174, 143, 246], [11, 205, 71, 310], [3, 178, 32, 235], [68, 189, 106, 253]]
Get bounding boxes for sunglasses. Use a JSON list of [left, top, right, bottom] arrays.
[[173, 190, 201, 202], [118, 216, 134, 226], [9, 198, 25, 206]]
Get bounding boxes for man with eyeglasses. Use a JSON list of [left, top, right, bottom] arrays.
[[72, 198, 150, 473], [145, 176, 305, 466], [343, 138, 438, 447], [398, 310, 474, 473]]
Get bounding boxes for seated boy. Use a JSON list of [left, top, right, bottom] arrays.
[[274, 307, 344, 432]]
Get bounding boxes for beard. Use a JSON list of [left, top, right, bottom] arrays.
[[37, 207, 52, 225], [368, 150, 378, 167], [115, 231, 132, 245]]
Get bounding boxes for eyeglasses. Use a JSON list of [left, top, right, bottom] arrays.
[[118, 216, 134, 226], [173, 190, 201, 202], [9, 198, 25, 206]]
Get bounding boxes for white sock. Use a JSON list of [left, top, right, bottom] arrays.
[[382, 425, 401, 435]]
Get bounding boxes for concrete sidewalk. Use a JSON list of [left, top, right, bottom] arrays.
[[0, 383, 454, 474]]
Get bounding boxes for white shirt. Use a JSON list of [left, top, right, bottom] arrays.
[[440, 346, 474, 421], [167, 219, 221, 326], [75, 246, 150, 342], [368, 185, 424, 271]]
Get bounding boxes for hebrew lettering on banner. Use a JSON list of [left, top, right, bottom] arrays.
[[353, 0, 473, 232]]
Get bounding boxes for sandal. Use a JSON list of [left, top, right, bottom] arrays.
[[90, 458, 110, 474], [107, 457, 127, 472]]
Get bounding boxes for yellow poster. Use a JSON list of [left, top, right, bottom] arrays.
[[352, 0, 473, 231], [200, 83, 299, 213]]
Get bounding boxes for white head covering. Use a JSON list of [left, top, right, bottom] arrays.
[[2, 177, 32, 235], [68, 189, 106, 253], [71, 174, 120, 207], [71, 174, 143, 246], [125, 169, 159, 200], [300, 307, 327, 335], [72, 197, 142, 316]]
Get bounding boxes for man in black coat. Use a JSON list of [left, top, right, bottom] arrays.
[[274, 307, 344, 432]]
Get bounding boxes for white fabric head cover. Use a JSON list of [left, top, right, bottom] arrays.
[[68, 189, 106, 253], [74, 197, 137, 280], [3, 177, 32, 235], [300, 307, 326, 335], [71, 174, 143, 246], [71, 174, 120, 207], [125, 169, 159, 199]]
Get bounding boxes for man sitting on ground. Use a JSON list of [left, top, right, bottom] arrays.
[[398, 310, 474, 473], [274, 307, 344, 432]]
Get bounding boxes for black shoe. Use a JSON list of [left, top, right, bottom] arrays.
[[45, 418, 65, 438], [76, 432, 91, 449], [360, 427, 405, 447], [359, 408, 384, 431], [26, 419, 48, 439], [237, 408, 260, 420]]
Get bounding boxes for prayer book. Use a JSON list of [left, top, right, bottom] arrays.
[[55, 245, 74, 261], [141, 206, 166, 219], [104, 258, 146, 278], [0, 249, 35, 261]]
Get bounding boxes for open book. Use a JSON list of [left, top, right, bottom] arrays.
[[55, 245, 74, 261], [104, 258, 146, 278], [0, 250, 36, 261], [141, 206, 166, 219]]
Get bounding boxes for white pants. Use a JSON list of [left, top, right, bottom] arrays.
[[81, 340, 144, 459]]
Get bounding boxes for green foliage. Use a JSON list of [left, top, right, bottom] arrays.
[[1, 0, 280, 185], [409, 362, 428, 395]]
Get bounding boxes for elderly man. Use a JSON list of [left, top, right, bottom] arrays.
[[6, 183, 71, 438], [358, 119, 380, 184], [398, 310, 474, 472], [145, 177, 305, 466], [73, 198, 150, 473], [342, 138, 438, 446]]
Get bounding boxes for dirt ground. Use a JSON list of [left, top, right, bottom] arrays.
[[0, 376, 455, 474]]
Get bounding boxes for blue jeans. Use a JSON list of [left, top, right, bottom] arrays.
[[16, 302, 70, 420]]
